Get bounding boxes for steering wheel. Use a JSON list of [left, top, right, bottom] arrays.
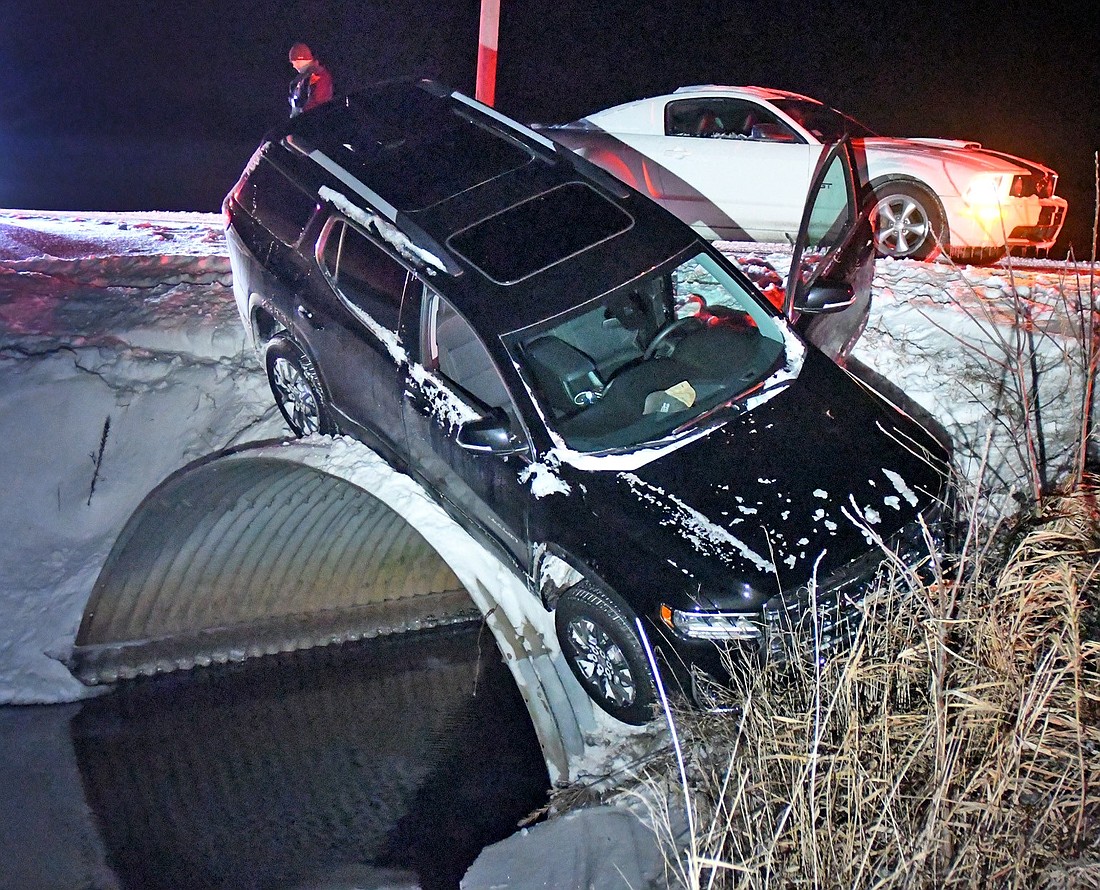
[[643, 316, 704, 359]]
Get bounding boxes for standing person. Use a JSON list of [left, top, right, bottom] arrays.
[[288, 43, 333, 117]]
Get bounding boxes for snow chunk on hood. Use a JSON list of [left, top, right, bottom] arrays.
[[620, 473, 775, 574], [882, 468, 920, 507], [520, 458, 571, 498]]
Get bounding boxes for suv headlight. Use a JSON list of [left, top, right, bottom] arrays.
[[660, 604, 762, 641]]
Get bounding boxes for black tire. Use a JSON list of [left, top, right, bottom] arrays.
[[265, 335, 332, 437], [555, 583, 658, 725], [871, 182, 947, 261]]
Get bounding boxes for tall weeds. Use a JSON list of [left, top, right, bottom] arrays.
[[648, 485, 1099, 889]]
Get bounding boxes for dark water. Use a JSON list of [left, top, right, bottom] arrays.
[[4, 623, 550, 890]]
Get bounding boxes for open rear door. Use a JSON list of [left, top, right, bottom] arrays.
[[784, 139, 875, 361]]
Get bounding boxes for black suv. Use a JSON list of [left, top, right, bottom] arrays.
[[223, 78, 949, 724]]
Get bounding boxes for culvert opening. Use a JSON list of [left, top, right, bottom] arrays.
[[70, 442, 601, 783], [71, 457, 481, 685]]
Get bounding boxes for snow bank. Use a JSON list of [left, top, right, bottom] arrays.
[[0, 210, 283, 703]]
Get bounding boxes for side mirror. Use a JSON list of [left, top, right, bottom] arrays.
[[796, 280, 856, 315], [457, 408, 524, 454]]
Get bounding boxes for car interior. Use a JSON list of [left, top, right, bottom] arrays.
[[428, 293, 514, 416], [515, 268, 784, 451], [667, 99, 796, 143]]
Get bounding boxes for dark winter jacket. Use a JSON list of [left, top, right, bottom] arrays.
[[289, 62, 334, 116]]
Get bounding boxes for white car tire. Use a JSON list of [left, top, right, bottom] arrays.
[[871, 182, 947, 261]]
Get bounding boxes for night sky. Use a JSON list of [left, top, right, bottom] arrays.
[[2, 0, 1096, 254]]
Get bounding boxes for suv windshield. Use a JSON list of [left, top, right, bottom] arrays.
[[770, 99, 876, 142], [510, 251, 786, 452]]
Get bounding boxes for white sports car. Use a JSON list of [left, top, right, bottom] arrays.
[[540, 85, 1067, 263]]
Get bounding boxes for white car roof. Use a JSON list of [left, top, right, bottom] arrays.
[[672, 85, 822, 104]]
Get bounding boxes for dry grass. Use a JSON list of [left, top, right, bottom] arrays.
[[646, 483, 1100, 890]]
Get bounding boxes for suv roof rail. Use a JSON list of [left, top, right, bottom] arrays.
[[447, 89, 560, 159], [283, 135, 463, 276]]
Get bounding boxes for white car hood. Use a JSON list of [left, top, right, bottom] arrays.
[[860, 137, 1051, 176]]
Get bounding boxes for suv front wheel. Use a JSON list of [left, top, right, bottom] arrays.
[[265, 335, 332, 437], [555, 583, 659, 725]]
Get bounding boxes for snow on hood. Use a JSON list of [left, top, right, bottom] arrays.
[[520, 455, 572, 498], [619, 472, 777, 575], [574, 349, 949, 600]]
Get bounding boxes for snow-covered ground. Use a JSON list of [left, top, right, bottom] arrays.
[[0, 207, 1095, 709]]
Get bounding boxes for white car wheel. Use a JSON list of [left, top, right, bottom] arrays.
[[872, 183, 946, 261]]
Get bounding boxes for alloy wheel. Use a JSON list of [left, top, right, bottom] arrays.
[[271, 356, 321, 435], [874, 194, 932, 258], [565, 616, 637, 707]]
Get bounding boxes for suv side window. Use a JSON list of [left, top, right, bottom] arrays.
[[246, 160, 318, 246], [321, 221, 409, 331], [665, 98, 799, 143], [422, 290, 515, 419]]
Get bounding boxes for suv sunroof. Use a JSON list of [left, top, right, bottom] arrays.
[[311, 88, 536, 212], [448, 183, 633, 284]]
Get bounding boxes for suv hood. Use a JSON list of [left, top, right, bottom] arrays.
[[574, 350, 949, 607]]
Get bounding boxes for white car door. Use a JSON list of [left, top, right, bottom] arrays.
[[783, 138, 877, 362], [650, 96, 820, 242]]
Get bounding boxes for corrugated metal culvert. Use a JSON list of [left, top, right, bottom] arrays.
[[71, 457, 476, 684]]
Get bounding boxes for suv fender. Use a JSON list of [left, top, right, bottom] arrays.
[[533, 544, 607, 612]]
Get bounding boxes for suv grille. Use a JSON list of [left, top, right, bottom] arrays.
[[762, 517, 936, 664]]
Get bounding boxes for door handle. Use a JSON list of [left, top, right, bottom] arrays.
[[296, 304, 323, 330], [664, 148, 688, 159]]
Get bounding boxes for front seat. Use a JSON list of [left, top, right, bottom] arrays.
[[525, 336, 603, 416], [695, 110, 720, 136]]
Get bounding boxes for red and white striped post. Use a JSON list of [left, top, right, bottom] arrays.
[[475, 0, 500, 106]]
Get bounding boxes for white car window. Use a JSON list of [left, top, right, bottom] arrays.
[[664, 98, 799, 143]]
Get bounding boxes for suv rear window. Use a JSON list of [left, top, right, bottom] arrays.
[[447, 183, 632, 284], [244, 160, 317, 246], [321, 221, 409, 331]]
